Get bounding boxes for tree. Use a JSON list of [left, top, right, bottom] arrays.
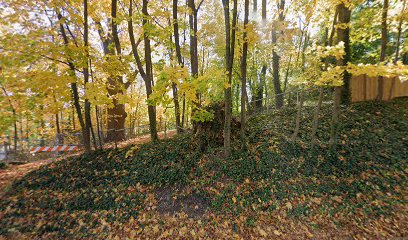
[[222, 0, 238, 157], [56, 12, 91, 151], [377, 0, 389, 100], [240, 0, 250, 149], [82, 0, 92, 152], [271, 0, 285, 109], [172, 0, 183, 133], [128, 0, 158, 142], [330, 2, 351, 146]]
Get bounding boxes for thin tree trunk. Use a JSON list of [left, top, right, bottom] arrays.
[[128, 0, 158, 142], [291, 91, 304, 141], [95, 105, 103, 149], [377, 0, 389, 101], [181, 94, 186, 128], [255, 66, 266, 109], [57, 13, 87, 147], [83, 0, 92, 152], [222, 0, 238, 157], [72, 107, 76, 130], [172, 0, 182, 133], [240, 0, 249, 150], [13, 116, 17, 151], [55, 113, 61, 144], [90, 117, 98, 150]]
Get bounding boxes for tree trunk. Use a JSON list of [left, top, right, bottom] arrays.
[[330, 2, 351, 145], [291, 91, 304, 141], [272, 0, 285, 109], [172, 0, 182, 133], [57, 13, 87, 148], [55, 113, 63, 145], [255, 66, 266, 110], [82, 0, 92, 152], [13, 114, 17, 151], [103, 0, 127, 142], [377, 0, 389, 101], [181, 94, 186, 128], [128, 0, 158, 142], [261, 0, 266, 20], [188, 0, 201, 127], [222, 0, 238, 157], [240, 0, 249, 150], [95, 105, 103, 149]]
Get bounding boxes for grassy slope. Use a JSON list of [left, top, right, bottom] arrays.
[[1, 98, 407, 239]]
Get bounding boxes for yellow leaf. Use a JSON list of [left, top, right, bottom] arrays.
[[180, 226, 187, 235], [273, 230, 282, 236], [232, 197, 237, 203], [259, 228, 267, 237]]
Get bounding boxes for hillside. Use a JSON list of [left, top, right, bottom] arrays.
[[1, 98, 407, 239]]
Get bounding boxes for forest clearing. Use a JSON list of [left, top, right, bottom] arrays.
[[1, 0, 408, 239]]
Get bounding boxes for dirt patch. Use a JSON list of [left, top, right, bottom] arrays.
[[0, 159, 52, 195], [155, 186, 210, 218]]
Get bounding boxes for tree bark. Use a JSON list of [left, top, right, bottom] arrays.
[[188, 0, 201, 126], [377, 0, 389, 101], [57, 12, 88, 148], [104, 0, 127, 142], [128, 0, 158, 142], [291, 91, 304, 141], [330, 3, 351, 145], [82, 0, 92, 152], [240, 0, 249, 150], [95, 105, 103, 149], [222, 0, 238, 157], [272, 0, 285, 109], [172, 0, 182, 133]]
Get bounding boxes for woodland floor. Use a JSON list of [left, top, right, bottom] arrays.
[[0, 98, 407, 239]]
